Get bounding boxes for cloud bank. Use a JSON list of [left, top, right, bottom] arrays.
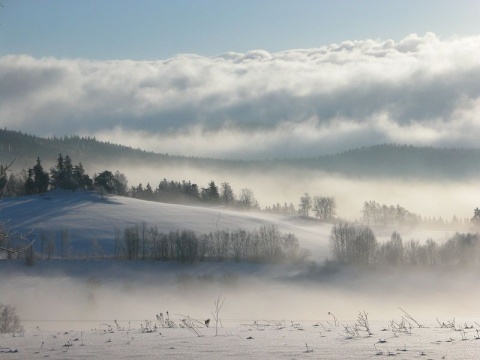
[[1, 33, 479, 159]]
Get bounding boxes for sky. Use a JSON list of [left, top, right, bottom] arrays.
[[1, 0, 479, 159]]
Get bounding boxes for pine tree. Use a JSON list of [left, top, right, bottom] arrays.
[[32, 157, 49, 193], [50, 154, 65, 189], [73, 162, 92, 190], [145, 183, 153, 199], [202, 181, 220, 203], [25, 168, 36, 195]]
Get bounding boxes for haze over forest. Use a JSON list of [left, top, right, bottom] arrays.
[[1, 28, 479, 223], [1, 2, 479, 223], [1, 128, 480, 222], [1, 2, 480, 358]]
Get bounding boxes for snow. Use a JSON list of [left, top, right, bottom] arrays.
[[0, 190, 332, 260], [2, 258, 480, 359], [2, 316, 480, 359], [1, 191, 479, 359]]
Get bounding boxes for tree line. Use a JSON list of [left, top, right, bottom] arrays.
[[1, 154, 128, 196], [1, 154, 339, 220], [17, 224, 309, 264], [20, 221, 480, 268], [116, 223, 309, 264], [329, 222, 480, 268], [361, 200, 421, 226], [360, 200, 469, 229], [0, 154, 472, 229], [130, 179, 260, 210], [5, 128, 480, 181]]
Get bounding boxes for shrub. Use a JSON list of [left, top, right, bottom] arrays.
[[0, 304, 23, 333]]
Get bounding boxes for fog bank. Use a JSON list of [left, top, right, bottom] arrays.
[[1, 262, 479, 331]]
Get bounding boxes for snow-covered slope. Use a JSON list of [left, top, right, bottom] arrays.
[[2, 192, 480, 360], [0, 190, 332, 260]]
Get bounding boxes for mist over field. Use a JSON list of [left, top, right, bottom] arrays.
[[2, 1, 480, 357], [97, 161, 477, 222], [2, 261, 480, 333], [2, 186, 477, 339], [1, 189, 478, 336]]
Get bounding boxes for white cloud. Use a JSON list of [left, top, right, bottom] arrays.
[[1, 33, 479, 159]]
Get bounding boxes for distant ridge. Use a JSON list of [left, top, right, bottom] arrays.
[[1, 128, 480, 180], [0, 128, 238, 171], [277, 144, 480, 179]]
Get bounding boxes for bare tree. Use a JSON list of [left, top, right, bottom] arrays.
[[60, 228, 71, 259], [0, 304, 23, 333], [313, 196, 337, 221], [140, 221, 148, 260], [0, 156, 36, 254], [113, 226, 121, 259], [124, 225, 140, 260], [238, 188, 256, 210], [220, 182, 236, 207], [377, 231, 404, 266], [330, 222, 377, 266], [298, 193, 312, 217], [211, 294, 225, 336], [404, 239, 421, 266]]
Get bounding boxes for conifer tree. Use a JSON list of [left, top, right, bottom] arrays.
[[24, 168, 35, 195], [32, 157, 49, 193]]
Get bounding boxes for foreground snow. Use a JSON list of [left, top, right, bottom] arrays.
[[2, 260, 480, 359], [2, 318, 480, 359]]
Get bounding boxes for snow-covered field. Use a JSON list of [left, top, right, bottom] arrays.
[[0, 190, 456, 261], [1, 191, 477, 359], [0, 190, 334, 259], [1, 258, 480, 359], [3, 317, 480, 359]]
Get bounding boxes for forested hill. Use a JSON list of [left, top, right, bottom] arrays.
[[0, 128, 239, 171], [278, 145, 480, 179], [1, 128, 480, 180]]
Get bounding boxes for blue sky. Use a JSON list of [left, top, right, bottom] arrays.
[[0, 1, 479, 159], [1, 0, 479, 60]]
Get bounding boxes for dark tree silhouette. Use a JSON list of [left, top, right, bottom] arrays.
[[471, 207, 480, 225], [94, 170, 116, 193], [1, 156, 36, 254]]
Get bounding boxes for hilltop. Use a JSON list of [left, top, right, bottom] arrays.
[[0, 190, 331, 261], [2, 128, 480, 180]]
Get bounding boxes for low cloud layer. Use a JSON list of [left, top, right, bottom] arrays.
[[1, 33, 479, 159]]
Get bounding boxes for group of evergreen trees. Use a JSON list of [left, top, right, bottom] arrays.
[[131, 179, 202, 203], [24, 158, 49, 194], [2, 154, 128, 196], [329, 223, 480, 268], [130, 179, 260, 210], [263, 202, 297, 215], [0, 151, 473, 229], [93, 170, 129, 196], [24, 155, 93, 194]]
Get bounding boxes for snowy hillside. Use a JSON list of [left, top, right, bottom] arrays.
[[1, 192, 479, 360], [0, 190, 332, 260]]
